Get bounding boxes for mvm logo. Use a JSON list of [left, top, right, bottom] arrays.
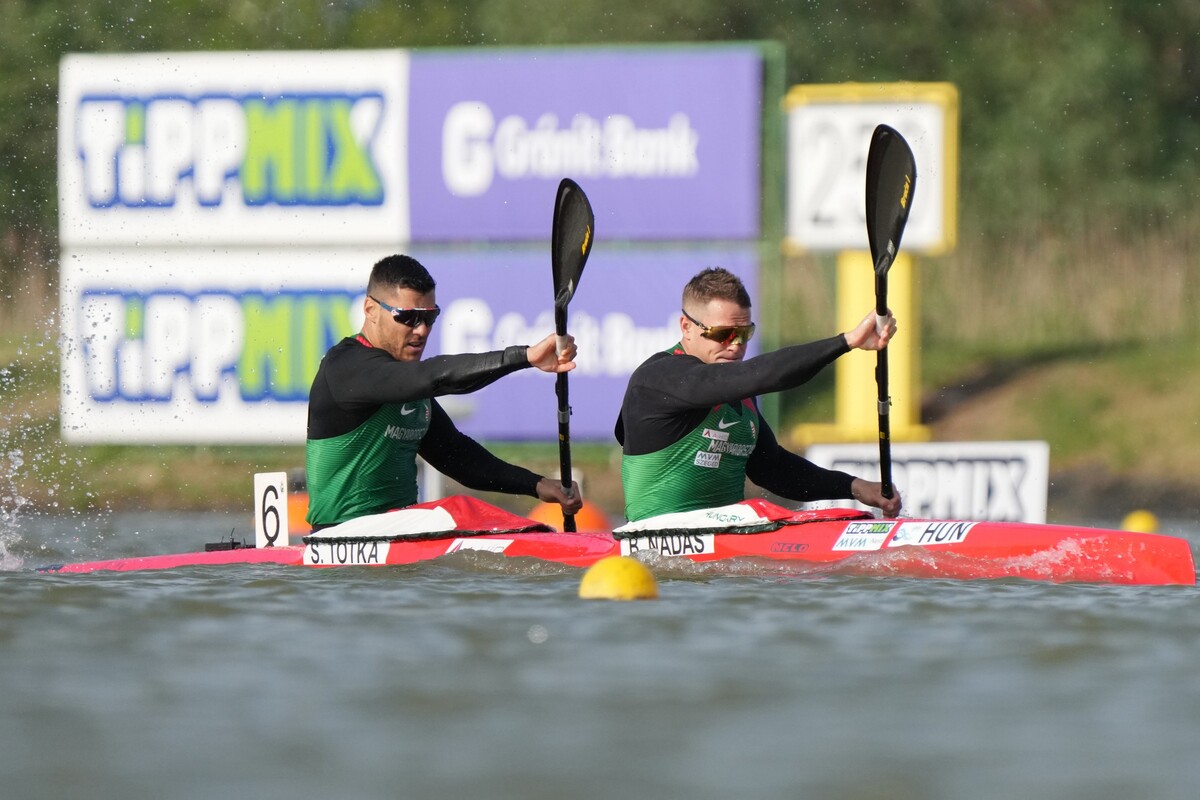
[[74, 93, 385, 209]]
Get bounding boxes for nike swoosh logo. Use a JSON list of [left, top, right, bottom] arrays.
[[400, 404, 416, 415], [717, 418, 738, 430]]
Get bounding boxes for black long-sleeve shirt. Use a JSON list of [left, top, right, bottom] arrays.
[[307, 336, 542, 499], [615, 336, 857, 503]]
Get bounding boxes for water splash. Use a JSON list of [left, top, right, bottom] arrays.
[[0, 441, 29, 569], [1, 310, 113, 570], [0, 359, 30, 569]]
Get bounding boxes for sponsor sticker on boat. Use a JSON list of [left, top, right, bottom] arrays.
[[888, 521, 975, 547], [305, 540, 390, 566], [832, 521, 896, 551], [445, 538, 512, 554], [620, 533, 715, 558]]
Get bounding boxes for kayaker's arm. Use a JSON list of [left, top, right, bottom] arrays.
[[745, 415, 857, 502], [310, 338, 535, 440], [638, 336, 849, 413], [323, 338, 532, 407], [617, 337, 850, 456], [418, 400, 543, 498]]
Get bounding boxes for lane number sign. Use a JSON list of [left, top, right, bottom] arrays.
[[254, 471, 289, 548], [786, 83, 958, 254]]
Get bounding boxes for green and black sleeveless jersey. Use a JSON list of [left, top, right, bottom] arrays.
[[616, 340, 858, 522], [306, 398, 432, 526], [622, 397, 760, 521], [306, 335, 543, 528]]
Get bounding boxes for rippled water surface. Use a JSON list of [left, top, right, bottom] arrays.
[[3, 512, 1199, 800]]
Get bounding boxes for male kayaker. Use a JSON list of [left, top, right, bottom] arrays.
[[305, 254, 582, 529], [615, 267, 903, 522]]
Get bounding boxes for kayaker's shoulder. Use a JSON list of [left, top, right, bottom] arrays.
[[628, 349, 699, 382], [641, 348, 699, 367]]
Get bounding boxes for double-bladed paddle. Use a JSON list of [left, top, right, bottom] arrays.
[[550, 178, 594, 532], [864, 124, 917, 500]]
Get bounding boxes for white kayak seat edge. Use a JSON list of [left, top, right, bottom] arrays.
[[612, 503, 780, 540], [305, 506, 458, 543]]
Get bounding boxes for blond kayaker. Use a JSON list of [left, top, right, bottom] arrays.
[[615, 267, 902, 522]]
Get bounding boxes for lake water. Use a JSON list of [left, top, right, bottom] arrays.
[[3, 511, 1200, 800]]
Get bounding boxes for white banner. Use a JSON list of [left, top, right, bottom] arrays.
[[58, 246, 378, 443], [805, 441, 1050, 523], [58, 50, 410, 247]]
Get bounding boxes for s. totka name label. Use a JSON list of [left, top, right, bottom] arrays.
[[305, 540, 389, 566]]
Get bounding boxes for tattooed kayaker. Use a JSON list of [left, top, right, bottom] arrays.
[[615, 267, 902, 522], [305, 254, 582, 529]]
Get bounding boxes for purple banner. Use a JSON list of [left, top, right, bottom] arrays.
[[410, 245, 760, 441], [407, 48, 763, 242]]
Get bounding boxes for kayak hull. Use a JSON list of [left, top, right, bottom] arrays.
[[39, 511, 1196, 586], [676, 519, 1196, 585], [40, 545, 306, 574]]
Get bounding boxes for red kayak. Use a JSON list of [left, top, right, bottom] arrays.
[[39, 495, 1196, 585]]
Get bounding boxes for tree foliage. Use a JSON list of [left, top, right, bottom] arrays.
[[2, 0, 1198, 305]]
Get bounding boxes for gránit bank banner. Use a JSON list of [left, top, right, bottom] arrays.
[[407, 47, 763, 241]]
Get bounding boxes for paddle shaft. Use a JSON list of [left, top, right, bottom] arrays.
[[554, 307, 576, 532], [874, 270, 894, 500]]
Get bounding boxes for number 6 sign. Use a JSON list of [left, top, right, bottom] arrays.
[[254, 472, 289, 548]]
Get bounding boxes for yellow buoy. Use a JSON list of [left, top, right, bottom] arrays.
[[1121, 509, 1159, 534], [578, 556, 659, 600]]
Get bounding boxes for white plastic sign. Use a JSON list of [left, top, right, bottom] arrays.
[[253, 472, 289, 548]]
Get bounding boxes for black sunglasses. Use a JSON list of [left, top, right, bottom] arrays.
[[682, 308, 755, 346], [370, 295, 441, 328]]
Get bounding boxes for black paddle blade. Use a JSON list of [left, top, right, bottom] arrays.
[[865, 125, 917, 279], [551, 178, 595, 317]]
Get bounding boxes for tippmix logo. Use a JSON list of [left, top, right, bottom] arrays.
[[73, 92, 386, 210]]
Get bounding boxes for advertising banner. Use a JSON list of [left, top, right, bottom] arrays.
[[59, 246, 759, 444], [57, 46, 768, 444], [58, 51, 411, 247], [804, 441, 1050, 523], [408, 47, 763, 242], [60, 47, 764, 248]]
